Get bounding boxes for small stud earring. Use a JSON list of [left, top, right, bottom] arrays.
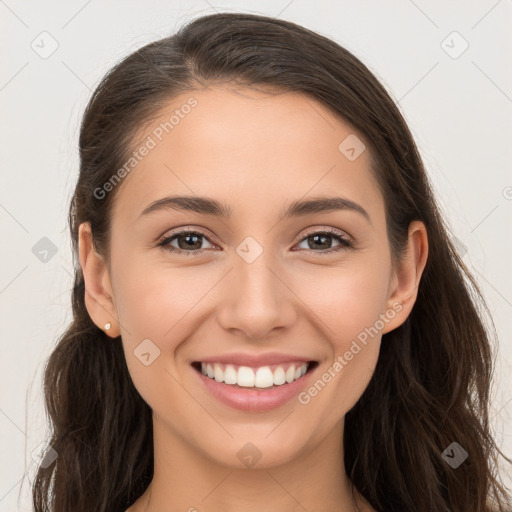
[[104, 322, 111, 331]]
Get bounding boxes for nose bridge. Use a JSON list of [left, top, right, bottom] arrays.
[[236, 248, 279, 302], [234, 233, 280, 297], [216, 239, 296, 338]]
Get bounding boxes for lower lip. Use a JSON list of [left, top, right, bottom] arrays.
[[193, 364, 317, 412]]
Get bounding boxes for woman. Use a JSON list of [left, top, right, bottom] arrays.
[[32, 12, 511, 512]]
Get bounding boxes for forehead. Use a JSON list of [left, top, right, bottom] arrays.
[[110, 86, 382, 226]]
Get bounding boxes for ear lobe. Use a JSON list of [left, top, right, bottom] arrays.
[[78, 222, 120, 337], [381, 220, 428, 334]]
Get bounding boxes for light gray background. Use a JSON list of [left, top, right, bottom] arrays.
[[1, 1, 511, 509]]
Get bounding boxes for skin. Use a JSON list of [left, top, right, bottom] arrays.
[[79, 85, 428, 512]]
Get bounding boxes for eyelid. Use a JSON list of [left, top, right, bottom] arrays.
[[157, 225, 354, 255], [156, 227, 221, 258], [158, 226, 219, 244], [296, 226, 353, 245]]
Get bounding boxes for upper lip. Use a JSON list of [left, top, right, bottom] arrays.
[[192, 352, 317, 367]]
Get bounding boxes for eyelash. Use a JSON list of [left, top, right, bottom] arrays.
[[157, 227, 353, 256]]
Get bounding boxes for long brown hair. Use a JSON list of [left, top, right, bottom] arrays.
[[32, 12, 512, 512]]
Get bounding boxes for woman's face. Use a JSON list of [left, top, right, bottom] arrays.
[[82, 85, 425, 469]]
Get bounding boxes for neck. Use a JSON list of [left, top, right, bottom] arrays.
[[128, 416, 367, 512]]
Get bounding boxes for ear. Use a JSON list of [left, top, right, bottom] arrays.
[[78, 222, 120, 338], [381, 220, 428, 334]]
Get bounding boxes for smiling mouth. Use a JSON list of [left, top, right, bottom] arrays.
[[191, 361, 319, 389]]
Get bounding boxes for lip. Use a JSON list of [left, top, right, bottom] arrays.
[[192, 352, 314, 368], [192, 360, 319, 412]]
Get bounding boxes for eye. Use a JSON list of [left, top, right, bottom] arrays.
[[158, 229, 217, 256], [157, 227, 353, 256], [294, 228, 353, 254]]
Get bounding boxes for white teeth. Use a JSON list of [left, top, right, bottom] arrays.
[[198, 362, 310, 388], [273, 366, 286, 385], [255, 367, 274, 388], [237, 366, 255, 387], [223, 364, 237, 385], [213, 363, 223, 382]]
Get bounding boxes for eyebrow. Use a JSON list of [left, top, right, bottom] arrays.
[[138, 195, 371, 223]]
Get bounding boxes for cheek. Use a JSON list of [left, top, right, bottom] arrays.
[[113, 274, 200, 414], [289, 259, 390, 414], [112, 262, 218, 388], [292, 257, 391, 343], [114, 259, 215, 340]]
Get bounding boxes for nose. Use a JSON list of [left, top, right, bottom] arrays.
[[216, 252, 297, 341]]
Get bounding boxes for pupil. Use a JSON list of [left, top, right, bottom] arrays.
[[180, 234, 201, 250], [310, 234, 330, 250]]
